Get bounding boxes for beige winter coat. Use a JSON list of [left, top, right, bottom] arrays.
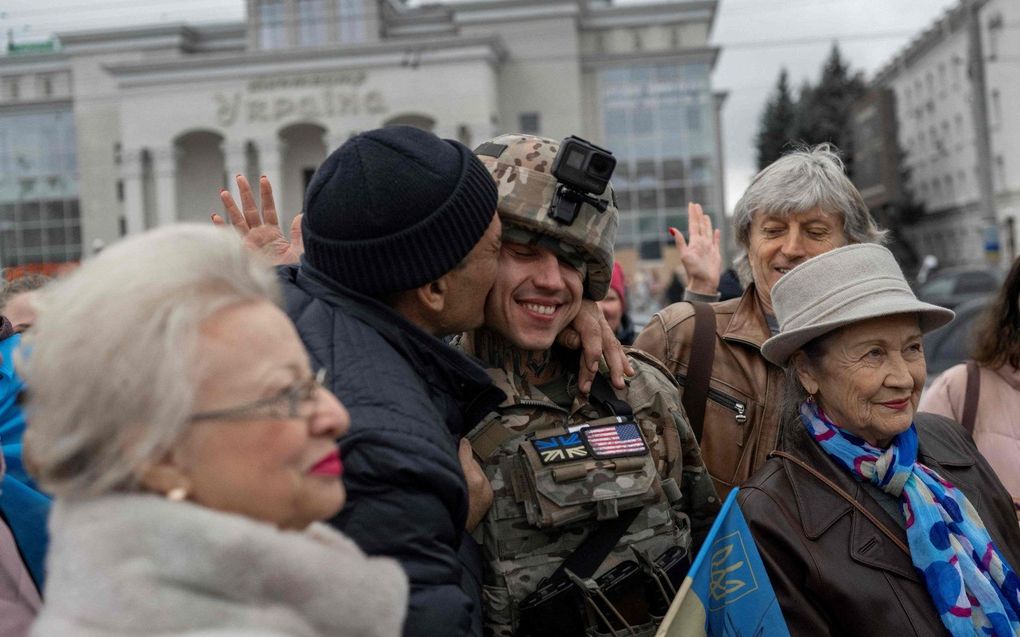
[[31, 494, 408, 637], [920, 362, 1020, 516]]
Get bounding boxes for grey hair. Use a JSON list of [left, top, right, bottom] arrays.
[[0, 273, 51, 312], [777, 332, 831, 427], [20, 225, 280, 498], [732, 144, 888, 282]]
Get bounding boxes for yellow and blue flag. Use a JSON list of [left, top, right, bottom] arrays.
[[655, 488, 790, 637]]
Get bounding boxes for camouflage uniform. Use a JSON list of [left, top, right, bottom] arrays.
[[463, 350, 718, 637], [465, 135, 719, 636]]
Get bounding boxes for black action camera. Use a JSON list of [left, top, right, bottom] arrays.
[[551, 136, 617, 196], [548, 136, 617, 225]]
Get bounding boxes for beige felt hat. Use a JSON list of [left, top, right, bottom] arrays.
[[760, 244, 955, 366]]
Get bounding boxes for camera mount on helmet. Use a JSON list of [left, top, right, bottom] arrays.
[[549, 136, 617, 226]]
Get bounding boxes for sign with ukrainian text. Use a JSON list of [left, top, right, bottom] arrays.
[[655, 489, 790, 637]]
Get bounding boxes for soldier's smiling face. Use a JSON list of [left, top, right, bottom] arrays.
[[484, 240, 584, 352]]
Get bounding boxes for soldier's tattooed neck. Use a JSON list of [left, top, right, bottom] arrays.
[[471, 328, 563, 385]]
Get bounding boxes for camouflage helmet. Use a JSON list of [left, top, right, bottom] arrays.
[[474, 134, 618, 300]]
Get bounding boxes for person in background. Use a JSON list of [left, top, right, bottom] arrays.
[[24, 225, 408, 637], [717, 266, 743, 301], [0, 297, 50, 598], [921, 254, 1020, 516], [0, 315, 41, 637], [598, 262, 636, 345], [634, 145, 887, 498], [742, 244, 1020, 637], [0, 275, 51, 334]]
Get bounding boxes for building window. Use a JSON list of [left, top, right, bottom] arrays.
[[297, 0, 327, 47], [519, 112, 540, 134], [37, 74, 53, 98], [988, 13, 1003, 60], [339, 0, 366, 43], [598, 62, 718, 266], [457, 124, 472, 148], [3, 77, 19, 101], [995, 155, 1006, 191], [258, 0, 286, 50], [990, 89, 1002, 129], [0, 108, 81, 267]]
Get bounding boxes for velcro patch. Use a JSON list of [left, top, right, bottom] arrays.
[[582, 422, 648, 459], [532, 432, 589, 465]]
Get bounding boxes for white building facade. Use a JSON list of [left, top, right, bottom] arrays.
[[875, 0, 1020, 267], [0, 0, 726, 272]]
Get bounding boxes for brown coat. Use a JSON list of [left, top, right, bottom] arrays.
[[633, 285, 784, 497], [738, 412, 1020, 637]]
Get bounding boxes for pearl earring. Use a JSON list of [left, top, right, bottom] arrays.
[[166, 486, 188, 501]]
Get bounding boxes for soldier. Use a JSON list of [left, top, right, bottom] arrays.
[[457, 134, 719, 637]]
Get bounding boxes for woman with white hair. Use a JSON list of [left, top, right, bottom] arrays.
[[21, 225, 407, 637], [741, 244, 1020, 636]]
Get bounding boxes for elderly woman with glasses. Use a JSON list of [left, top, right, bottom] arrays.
[[22, 225, 407, 637], [739, 244, 1020, 637]]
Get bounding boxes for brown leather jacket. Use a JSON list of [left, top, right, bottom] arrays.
[[739, 412, 1020, 637], [633, 285, 783, 497]]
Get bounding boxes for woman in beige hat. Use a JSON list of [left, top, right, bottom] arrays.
[[739, 244, 1020, 637]]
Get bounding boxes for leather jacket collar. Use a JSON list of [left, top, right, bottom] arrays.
[[720, 284, 772, 349], [776, 415, 976, 583]]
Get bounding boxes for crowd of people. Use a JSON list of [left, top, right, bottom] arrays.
[[0, 125, 1018, 637]]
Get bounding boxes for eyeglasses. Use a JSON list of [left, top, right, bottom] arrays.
[[189, 368, 327, 423]]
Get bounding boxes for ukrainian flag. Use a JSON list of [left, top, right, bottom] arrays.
[[655, 488, 790, 637]]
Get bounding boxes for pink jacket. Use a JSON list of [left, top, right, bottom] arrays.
[[0, 513, 41, 637], [920, 363, 1020, 513]]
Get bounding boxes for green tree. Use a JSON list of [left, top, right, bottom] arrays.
[[794, 44, 866, 177], [755, 68, 797, 170]]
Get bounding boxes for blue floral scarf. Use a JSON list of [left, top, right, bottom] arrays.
[[800, 400, 1020, 636]]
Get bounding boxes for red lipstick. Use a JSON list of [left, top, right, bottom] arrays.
[[880, 399, 910, 411], [310, 449, 343, 477]]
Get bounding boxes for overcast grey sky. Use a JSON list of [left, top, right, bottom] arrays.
[[2, 0, 957, 212]]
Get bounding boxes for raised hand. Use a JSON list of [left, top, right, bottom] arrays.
[[669, 202, 721, 296], [213, 175, 303, 266]]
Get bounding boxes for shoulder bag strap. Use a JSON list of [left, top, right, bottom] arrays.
[[770, 450, 910, 557], [961, 361, 981, 436], [682, 301, 717, 442], [547, 506, 642, 583]]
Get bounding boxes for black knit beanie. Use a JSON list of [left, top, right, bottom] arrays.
[[302, 126, 498, 297]]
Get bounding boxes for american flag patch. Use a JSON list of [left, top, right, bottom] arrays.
[[532, 432, 590, 465], [582, 423, 648, 459]]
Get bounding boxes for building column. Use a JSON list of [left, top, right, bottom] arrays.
[[120, 148, 146, 235], [223, 140, 249, 201], [152, 146, 179, 227], [326, 130, 351, 153]]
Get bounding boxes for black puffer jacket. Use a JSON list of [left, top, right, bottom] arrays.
[[280, 264, 505, 637]]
